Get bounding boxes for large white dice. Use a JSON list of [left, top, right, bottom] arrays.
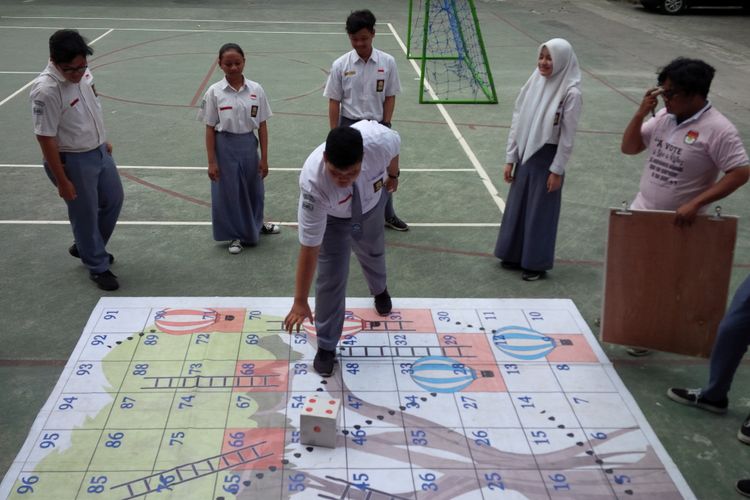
[[299, 396, 341, 448]]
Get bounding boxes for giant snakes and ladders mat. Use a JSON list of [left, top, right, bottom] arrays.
[[0, 298, 694, 499]]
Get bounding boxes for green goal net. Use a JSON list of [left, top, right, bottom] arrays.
[[407, 0, 498, 104]]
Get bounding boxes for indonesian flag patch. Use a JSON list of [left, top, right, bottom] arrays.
[[684, 130, 699, 144]]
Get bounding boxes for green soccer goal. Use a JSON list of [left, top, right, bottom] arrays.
[[407, 0, 498, 104]]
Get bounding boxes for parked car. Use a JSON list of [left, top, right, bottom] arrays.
[[641, 0, 749, 14]]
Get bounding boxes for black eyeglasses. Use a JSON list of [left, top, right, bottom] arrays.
[[60, 64, 88, 74], [661, 88, 681, 100]]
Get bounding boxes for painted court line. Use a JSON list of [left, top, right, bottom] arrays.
[[0, 71, 38, 74], [0, 220, 498, 227], [0, 26, 345, 35], [0, 164, 475, 172], [386, 23, 505, 214], [1, 16, 345, 25], [0, 28, 112, 107]]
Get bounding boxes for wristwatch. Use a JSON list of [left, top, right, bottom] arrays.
[[388, 170, 400, 179]]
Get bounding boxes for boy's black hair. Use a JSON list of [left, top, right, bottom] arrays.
[[658, 57, 715, 99], [49, 29, 93, 64], [219, 43, 245, 61], [346, 9, 376, 34], [325, 127, 364, 169]]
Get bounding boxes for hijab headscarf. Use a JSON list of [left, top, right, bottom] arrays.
[[512, 38, 581, 162]]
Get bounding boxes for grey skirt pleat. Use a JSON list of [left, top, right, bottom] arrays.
[[494, 144, 562, 271], [211, 131, 264, 244]]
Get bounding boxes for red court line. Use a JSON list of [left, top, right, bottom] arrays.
[[119, 171, 211, 207], [191, 58, 219, 107], [89, 32, 197, 62]]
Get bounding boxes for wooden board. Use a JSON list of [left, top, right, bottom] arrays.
[[601, 208, 737, 357]]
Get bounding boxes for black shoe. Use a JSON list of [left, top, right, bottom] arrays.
[[70, 243, 114, 264], [626, 347, 652, 357], [521, 270, 546, 281], [500, 261, 521, 270], [385, 216, 409, 231], [90, 270, 119, 291], [739, 414, 750, 445], [374, 288, 392, 316], [313, 347, 336, 377], [737, 479, 750, 497], [666, 387, 728, 414]]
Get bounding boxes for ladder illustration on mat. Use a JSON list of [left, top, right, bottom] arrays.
[[110, 441, 272, 499], [339, 344, 476, 358], [318, 475, 411, 500], [265, 318, 418, 333], [141, 373, 280, 390]]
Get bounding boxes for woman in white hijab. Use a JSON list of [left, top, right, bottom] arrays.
[[494, 38, 582, 281]]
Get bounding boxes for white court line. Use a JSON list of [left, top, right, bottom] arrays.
[[1, 16, 344, 25], [0, 71, 38, 74], [387, 23, 505, 214], [0, 26, 344, 35], [0, 163, 474, 172], [0, 220, 498, 227], [0, 28, 113, 107]]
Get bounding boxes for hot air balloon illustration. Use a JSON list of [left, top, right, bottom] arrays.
[[154, 308, 220, 334], [410, 356, 478, 393], [302, 315, 365, 337], [492, 326, 556, 360]]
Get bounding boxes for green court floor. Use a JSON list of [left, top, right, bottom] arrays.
[[1, 0, 750, 498]]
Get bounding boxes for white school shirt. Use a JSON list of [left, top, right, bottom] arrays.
[[30, 62, 107, 152], [297, 120, 401, 247], [198, 77, 272, 133], [505, 87, 582, 175], [323, 48, 401, 121]]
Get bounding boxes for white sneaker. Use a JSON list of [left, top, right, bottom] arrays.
[[228, 240, 242, 254], [261, 222, 280, 235]]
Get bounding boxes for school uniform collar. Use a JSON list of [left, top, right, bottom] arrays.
[[669, 101, 712, 127], [221, 76, 247, 92], [41, 60, 67, 84], [353, 47, 380, 65]]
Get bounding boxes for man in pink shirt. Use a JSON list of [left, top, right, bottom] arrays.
[[622, 57, 749, 226], [620, 58, 749, 357]]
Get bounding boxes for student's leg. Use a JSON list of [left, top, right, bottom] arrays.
[[96, 145, 124, 246], [314, 217, 353, 351], [353, 192, 387, 295]]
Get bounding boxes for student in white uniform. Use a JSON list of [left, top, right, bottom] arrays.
[[324, 9, 408, 232], [30, 29, 124, 291], [284, 121, 401, 376], [198, 43, 279, 255]]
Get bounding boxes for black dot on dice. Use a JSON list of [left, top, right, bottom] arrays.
[[377, 415, 384, 420], [243, 480, 252, 486]]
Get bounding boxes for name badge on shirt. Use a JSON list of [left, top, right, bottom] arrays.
[[344, 70, 356, 77], [554, 112, 561, 126], [251, 105, 258, 118], [376, 79, 385, 92], [373, 179, 384, 192], [684, 130, 699, 145]]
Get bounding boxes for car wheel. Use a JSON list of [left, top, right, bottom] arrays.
[[661, 0, 687, 14]]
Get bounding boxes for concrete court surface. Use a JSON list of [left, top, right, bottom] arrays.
[[1, 0, 750, 498]]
